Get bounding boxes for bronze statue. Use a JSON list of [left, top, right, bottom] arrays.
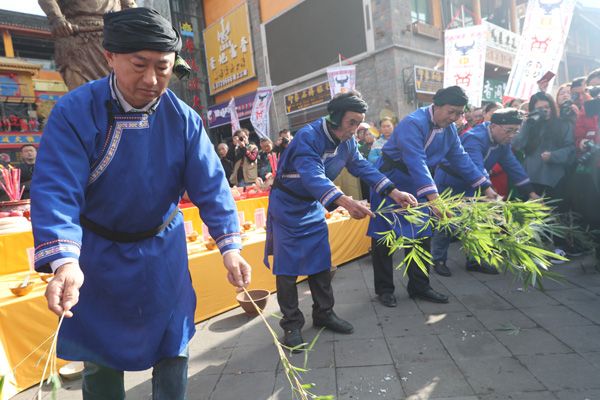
[[38, 0, 137, 91]]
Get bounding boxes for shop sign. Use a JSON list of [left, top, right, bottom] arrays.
[[482, 78, 507, 103], [285, 81, 331, 114], [203, 2, 256, 95], [206, 91, 256, 128], [414, 66, 444, 95]]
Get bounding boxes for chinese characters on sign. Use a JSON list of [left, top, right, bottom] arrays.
[[0, 134, 40, 146], [444, 25, 487, 107], [179, 21, 203, 112], [505, 0, 576, 100], [285, 81, 331, 114], [203, 2, 256, 95], [482, 79, 507, 103], [414, 66, 444, 95]]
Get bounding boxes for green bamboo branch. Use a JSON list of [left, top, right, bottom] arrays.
[[374, 190, 569, 288], [241, 288, 333, 400]]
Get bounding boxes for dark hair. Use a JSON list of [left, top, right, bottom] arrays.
[[20, 144, 36, 151], [278, 129, 290, 137], [233, 128, 249, 138], [571, 77, 586, 88], [587, 68, 600, 85], [524, 92, 567, 155]]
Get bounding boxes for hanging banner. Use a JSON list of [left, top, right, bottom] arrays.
[[443, 25, 487, 107], [327, 65, 356, 98], [504, 0, 576, 100], [228, 97, 240, 134], [250, 87, 274, 139], [414, 66, 444, 95]]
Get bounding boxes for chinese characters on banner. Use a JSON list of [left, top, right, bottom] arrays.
[[202, 2, 256, 95], [250, 87, 274, 139], [505, 0, 575, 100], [483, 79, 507, 103], [327, 65, 356, 98], [179, 21, 203, 112], [443, 25, 487, 107], [285, 81, 331, 114], [229, 97, 240, 134]]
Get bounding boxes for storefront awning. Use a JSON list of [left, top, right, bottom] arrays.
[[206, 91, 256, 128]]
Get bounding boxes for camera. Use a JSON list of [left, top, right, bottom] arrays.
[[280, 137, 290, 146], [578, 140, 600, 166], [527, 108, 548, 122], [584, 86, 600, 118], [560, 100, 576, 119]]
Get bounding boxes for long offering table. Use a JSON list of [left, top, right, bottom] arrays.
[[0, 199, 370, 398]]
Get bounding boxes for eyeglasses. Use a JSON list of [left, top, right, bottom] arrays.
[[499, 126, 519, 135]]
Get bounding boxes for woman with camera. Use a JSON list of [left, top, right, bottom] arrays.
[[513, 92, 575, 259]]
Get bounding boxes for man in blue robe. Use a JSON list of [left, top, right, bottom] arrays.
[[368, 86, 499, 306], [431, 108, 540, 276], [264, 91, 417, 349], [30, 8, 251, 399]]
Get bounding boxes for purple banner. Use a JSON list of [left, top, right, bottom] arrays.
[[206, 91, 256, 128]]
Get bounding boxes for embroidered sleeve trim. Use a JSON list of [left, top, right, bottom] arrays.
[[374, 177, 392, 194], [470, 176, 489, 188], [416, 184, 437, 197], [34, 241, 81, 264], [320, 187, 341, 206], [216, 233, 242, 250]]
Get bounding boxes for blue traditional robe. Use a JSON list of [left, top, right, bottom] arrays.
[[31, 75, 241, 371], [367, 106, 489, 239], [435, 122, 531, 196], [264, 118, 393, 276]]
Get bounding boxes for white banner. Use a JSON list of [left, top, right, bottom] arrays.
[[505, 0, 576, 100], [444, 25, 487, 107], [228, 97, 240, 134], [250, 87, 274, 139], [327, 65, 356, 98]]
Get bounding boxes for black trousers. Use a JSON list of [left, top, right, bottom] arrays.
[[276, 269, 334, 331], [372, 237, 432, 296]]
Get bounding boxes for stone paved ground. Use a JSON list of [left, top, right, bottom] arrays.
[[15, 243, 600, 400]]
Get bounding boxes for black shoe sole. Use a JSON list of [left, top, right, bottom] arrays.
[[377, 295, 397, 308], [409, 293, 449, 304], [313, 322, 354, 334], [434, 268, 452, 277]]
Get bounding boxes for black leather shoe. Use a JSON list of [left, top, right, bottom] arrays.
[[282, 329, 304, 353], [313, 312, 354, 334], [466, 261, 499, 275], [409, 288, 449, 303], [377, 292, 397, 307], [433, 261, 452, 277]]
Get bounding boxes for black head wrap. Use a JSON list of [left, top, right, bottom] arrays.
[[491, 108, 524, 125], [103, 8, 191, 79], [433, 86, 469, 107], [326, 91, 368, 126]]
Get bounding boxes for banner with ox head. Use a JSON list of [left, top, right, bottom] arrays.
[[250, 87, 274, 139], [443, 25, 487, 107], [327, 65, 356, 98], [228, 97, 240, 134], [504, 0, 576, 101]]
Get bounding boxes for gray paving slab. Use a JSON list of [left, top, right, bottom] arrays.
[[210, 371, 275, 400], [580, 351, 600, 368], [438, 331, 512, 360], [561, 300, 600, 324], [553, 388, 600, 400], [222, 341, 279, 374], [495, 287, 561, 308], [544, 287, 600, 304], [271, 367, 336, 400], [517, 353, 600, 391], [334, 337, 393, 367], [387, 335, 451, 364], [492, 327, 572, 355], [456, 292, 514, 311], [519, 304, 595, 328], [477, 391, 558, 400], [396, 359, 474, 399], [547, 324, 600, 353], [336, 365, 404, 400], [469, 308, 538, 331], [331, 302, 384, 340], [454, 356, 546, 394], [421, 311, 487, 335]]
